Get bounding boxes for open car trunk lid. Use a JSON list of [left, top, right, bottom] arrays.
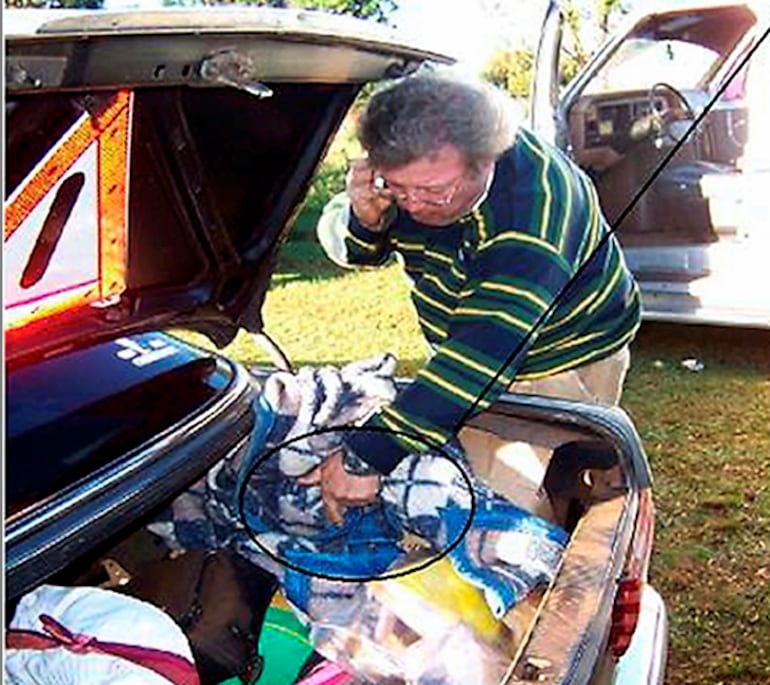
[[4, 7, 453, 367]]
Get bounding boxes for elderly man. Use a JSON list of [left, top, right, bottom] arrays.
[[306, 73, 641, 521]]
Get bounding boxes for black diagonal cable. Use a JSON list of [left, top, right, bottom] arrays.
[[457, 22, 770, 429]]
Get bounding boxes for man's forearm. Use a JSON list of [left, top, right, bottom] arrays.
[[316, 193, 392, 267]]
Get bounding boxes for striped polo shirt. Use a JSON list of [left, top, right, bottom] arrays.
[[317, 127, 641, 474]]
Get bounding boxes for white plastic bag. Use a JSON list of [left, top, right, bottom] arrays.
[[5, 585, 198, 685], [309, 562, 512, 685]]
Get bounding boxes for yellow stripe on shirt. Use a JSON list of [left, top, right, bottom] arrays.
[[414, 287, 456, 315], [347, 232, 379, 252], [417, 368, 479, 404], [478, 231, 569, 272], [461, 280, 549, 311], [379, 409, 448, 448], [454, 306, 531, 333], [439, 345, 500, 379], [519, 132, 553, 241]]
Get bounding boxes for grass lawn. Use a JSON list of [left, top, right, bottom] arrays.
[[622, 323, 770, 685], [182, 237, 770, 685]]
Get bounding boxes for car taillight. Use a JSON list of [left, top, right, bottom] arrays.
[[610, 577, 643, 656], [609, 488, 655, 657]]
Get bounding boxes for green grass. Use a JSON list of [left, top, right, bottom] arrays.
[[185, 237, 431, 376], [179, 236, 770, 685], [621, 324, 770, 685]]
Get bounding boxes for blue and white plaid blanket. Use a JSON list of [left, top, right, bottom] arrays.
[[149, 355, 567, 621]]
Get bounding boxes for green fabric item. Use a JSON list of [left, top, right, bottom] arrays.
[[216, 606, 313, 685], [256, 606, 313, 684]]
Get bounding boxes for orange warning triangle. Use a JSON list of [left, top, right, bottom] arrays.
[[4, 91, 132, 331]]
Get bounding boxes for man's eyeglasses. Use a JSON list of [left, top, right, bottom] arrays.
[[373, 174, 462, 207]]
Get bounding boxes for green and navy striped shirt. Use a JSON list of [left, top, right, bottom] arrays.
[[317, 128, 641, 474]]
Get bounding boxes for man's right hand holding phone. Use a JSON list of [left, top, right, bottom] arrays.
[[347, 159, 393, 232]]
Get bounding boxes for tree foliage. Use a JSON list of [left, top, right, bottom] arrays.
[[595, 0, 625, 35], [481, 49, 534, 100], [561, 0, 629, 67], [285, 0, 396, 22], [480, 0, 631, 100], [7, 0, 398, 20]]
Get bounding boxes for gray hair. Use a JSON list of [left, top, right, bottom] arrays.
[[358, 73, 519, 171]]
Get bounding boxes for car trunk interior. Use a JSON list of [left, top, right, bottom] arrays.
[[16, 384, 636, 685], [458, 405, 635, 683]]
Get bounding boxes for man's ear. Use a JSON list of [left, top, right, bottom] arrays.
[[469, 157, 496, 179]]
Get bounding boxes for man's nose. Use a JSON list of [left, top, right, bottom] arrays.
[[399, 193, 428, 213]]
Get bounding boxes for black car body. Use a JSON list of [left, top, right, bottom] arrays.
[[5, 8, 666, 684], [6, 331, 255, 599]]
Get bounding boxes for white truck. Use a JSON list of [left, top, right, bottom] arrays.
[[532, 0, 770, 329]]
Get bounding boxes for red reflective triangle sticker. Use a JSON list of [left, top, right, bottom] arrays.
[[4, 91, 132, 331]]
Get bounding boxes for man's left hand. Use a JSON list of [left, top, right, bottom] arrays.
[[297, 448, 380, 525]]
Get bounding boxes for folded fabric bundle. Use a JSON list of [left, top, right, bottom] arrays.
[[5, 585, 199, 685], [150, 355, 567, 624]]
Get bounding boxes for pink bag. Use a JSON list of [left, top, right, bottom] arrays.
[[295, 660, 353, 685]]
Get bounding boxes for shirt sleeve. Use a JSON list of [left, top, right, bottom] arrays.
[[316, 192, 395, 267], [345, 230, 575, 474]]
